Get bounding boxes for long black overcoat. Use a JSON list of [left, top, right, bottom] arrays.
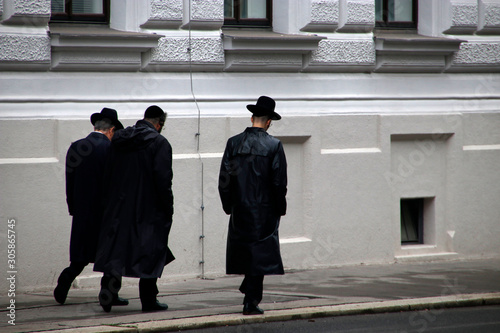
[[94, 120, 174, 278], [218, 127, 287, 276], [66, 132, 110, 263]]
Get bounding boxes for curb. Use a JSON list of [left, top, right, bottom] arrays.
[[38, 293, 500, 333]]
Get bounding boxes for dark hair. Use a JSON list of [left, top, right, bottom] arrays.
[[253, 115, 270, 123]]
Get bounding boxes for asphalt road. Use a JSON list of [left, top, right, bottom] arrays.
[[181, 305, 500, 333]]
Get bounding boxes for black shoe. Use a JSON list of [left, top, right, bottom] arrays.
[[53, 283, 71, 305], [98, 290, 112, 313], [54, 274, 72, 305], [142, 300, 168, 312], [243, 303, 264, 315], [112, 297, 129, 306]]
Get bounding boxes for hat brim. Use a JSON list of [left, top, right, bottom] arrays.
[[114, 120, 124, 130], [90, 113, 124, 130], [247, 105, 281, 120]]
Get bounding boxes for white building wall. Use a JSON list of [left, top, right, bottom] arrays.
[[0, 0, 499, 292]]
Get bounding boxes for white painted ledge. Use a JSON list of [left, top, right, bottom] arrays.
[[321, 147, 381, 154], [463, 144, 500, 151], [173, 153, 223, 160], [280, 237, 312, 245], [395, 252, 459, 263], [0, 157, 59, 164]]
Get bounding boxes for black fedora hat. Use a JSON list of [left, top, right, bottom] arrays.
[[90, 108, 124, 130], [247, 96, 281, 120]]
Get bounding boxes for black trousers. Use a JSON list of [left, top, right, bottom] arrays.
[[239, 275, 264, 306], [58, 261, 88, 285], [139, 278, 159, 305], [100, 274, 158, 306]]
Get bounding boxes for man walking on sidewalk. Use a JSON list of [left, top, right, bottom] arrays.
[[218, 96, 288, 315], [94, 105, 175, 313], [54, 108, 128, 307]]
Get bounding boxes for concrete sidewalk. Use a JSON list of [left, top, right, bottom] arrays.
[[2, 258, 500, 332]]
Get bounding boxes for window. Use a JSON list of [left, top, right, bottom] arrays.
[[400, 198, 423, 244], [51, 0, 109, 23], [376, 0, 417, 28], [224, 0, 272, 27]]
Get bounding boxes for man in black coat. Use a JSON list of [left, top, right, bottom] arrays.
[[218, 96, 287, 315], [94, 105, 175, 312], [54, 108, 127, 306]]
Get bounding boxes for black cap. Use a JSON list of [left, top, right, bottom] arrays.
[[90, 108, 124, 130], [144, 105, 165, 119], [246, 96, 281, 120]]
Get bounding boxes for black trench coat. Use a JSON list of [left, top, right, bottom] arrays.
[[218, 127, 287, 276], [94, 120, 174, 278], [66, 132, 110, 263]]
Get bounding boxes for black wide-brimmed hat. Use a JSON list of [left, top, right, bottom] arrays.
[[247, 96, 281, 120], [90, 108, 124, 130]]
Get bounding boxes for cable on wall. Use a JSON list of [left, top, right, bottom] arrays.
[[187, 0, 207, 280]]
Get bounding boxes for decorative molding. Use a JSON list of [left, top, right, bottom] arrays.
[[1, 73, 500, 120], [225, 53, 304, 72], [222, 30, 325, 72], [49, 26, 162, 71], [374, 31, 464, 73], [222, 31, 325, 52]]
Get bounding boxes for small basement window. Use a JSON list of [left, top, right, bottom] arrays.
[[224, 0, 272, 27], [51, 0, 109, 24], [400, 198, 424, 244], [376, 0, 417, 29]]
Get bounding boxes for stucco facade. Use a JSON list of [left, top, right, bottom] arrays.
[[1, 0, 499, 293]]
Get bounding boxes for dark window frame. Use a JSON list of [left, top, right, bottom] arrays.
[[224, 0, 272, 27], [376, 0, 418, 29], [400, 198, 424, 245], [50, 0, 110, 24]]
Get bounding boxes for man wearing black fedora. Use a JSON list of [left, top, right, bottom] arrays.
[[54, 108, 128, 306], [218, 96, 288, 315]]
